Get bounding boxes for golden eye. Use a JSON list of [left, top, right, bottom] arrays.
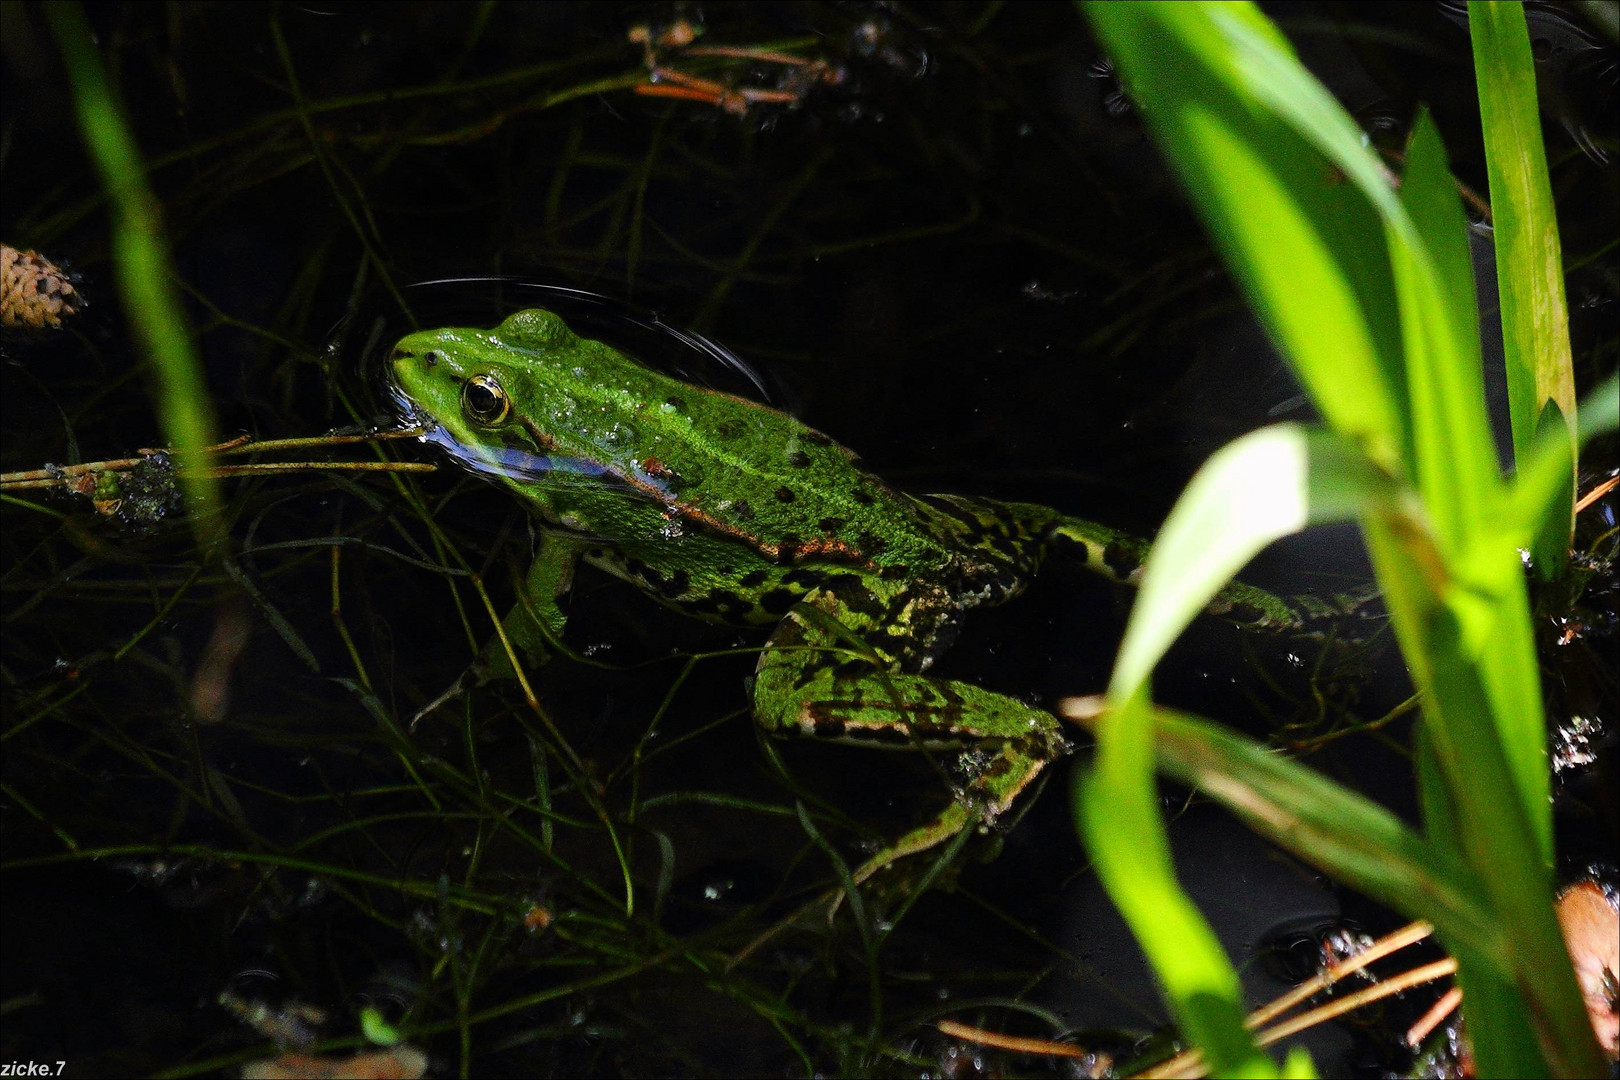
[[462, 374, 510, 426]]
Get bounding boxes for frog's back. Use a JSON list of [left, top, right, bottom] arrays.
[[475, 311, 954, 575], [395, 309, 1052, 622]]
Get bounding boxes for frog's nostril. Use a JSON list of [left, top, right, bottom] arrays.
[[425, 351, 440, 366]]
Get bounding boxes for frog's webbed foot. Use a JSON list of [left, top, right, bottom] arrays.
[[753, 587, 1070, 899]]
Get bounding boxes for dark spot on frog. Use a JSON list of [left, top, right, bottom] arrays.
[[834, 580, 887, 620], [715, 418, 749, 440], [803, 712, 846, 737], [665, 395, 685, 411], [775, 486, 796, 503], [832, 659, 871, 680], [787, 451, 811, 468], [783, 569, 824, 589], [856, 531, 887, 555], [731, 499, 754, 520], [803, 431, 832, 447], [683, 594, 719, 615], [976, 754, 1019, 782], [1103, 540, 1142, 579], [851, 487, 875, 505], [1226, 601, 1272, 626], [879, 564, 909, 580], [817, 517, 847, 534], [738, 569, 769, 588], [622, 558, 685, 598], [761, 588, 799, 615], [704, 590, 754, 618], [658, 568, 692, 599], [985, 532, 1020, 561]]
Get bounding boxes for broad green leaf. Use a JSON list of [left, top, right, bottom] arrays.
[[1280, 1047, 1318, 1079], [1388, 112, 1552, 872], [1450, 946, 1556, 1077], [1080, 4, 1607, 1073], [1470, 0, 1577, 575], [1149, 686, 1589, 1080]]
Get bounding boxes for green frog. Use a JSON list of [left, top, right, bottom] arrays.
[[391, 309, 1304, 886]]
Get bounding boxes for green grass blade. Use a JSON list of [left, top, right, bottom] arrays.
[[1138, 706, 1505, 965], [1075, 691, 1279, 1078], [1080, 2, 1606, 1073], [46, 2, 225, 554], [1451, 945, 1556, 1077], [1361, 515, 1602, 1074], [1469, 0, 1577, 575], [1389, 112, 1501, 558], [1387, 111, 1553, 876], [1110, 424, 1394, 697], [1083, 423, 1390, 1077], [1084, 1, 1408, 473]]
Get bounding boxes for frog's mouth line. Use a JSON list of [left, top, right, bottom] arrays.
[[387, 379, 615, 487], [419, 421, 616, 487]]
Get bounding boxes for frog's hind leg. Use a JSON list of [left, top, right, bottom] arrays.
[[1044, 514, 1342, 633], [753, 588, 1069, 888]]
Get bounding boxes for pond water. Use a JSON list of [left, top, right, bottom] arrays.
[[2, 3, 1614, 1076]]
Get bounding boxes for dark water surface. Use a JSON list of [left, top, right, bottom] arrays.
[[2, 3, 1615, 1076]]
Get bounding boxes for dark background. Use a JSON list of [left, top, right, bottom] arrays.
[[2, 3, 1614, 1075]]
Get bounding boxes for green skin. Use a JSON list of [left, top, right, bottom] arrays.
[[391, 309, 1302, 885]]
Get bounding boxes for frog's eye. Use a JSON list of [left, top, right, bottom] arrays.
[[462, 374, 510, 426]]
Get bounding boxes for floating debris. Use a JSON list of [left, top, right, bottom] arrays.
[[239, 1046, 427, 1080], [1557, 880, 1620, 1058], [1, 243, 81, 329]]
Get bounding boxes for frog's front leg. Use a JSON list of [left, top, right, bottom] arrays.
[[752, 584, 1070, 887], [474, 531, 586, 683], [414, 534, 585, 725]]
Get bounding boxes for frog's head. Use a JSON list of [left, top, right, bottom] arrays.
[[390, 309, 668, 495]]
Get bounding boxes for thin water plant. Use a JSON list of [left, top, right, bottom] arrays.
[[1074, 1, 1614, 1075], [45, 3, 226, 555]]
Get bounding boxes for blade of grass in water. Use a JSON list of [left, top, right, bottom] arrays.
[[1469, 0, 1577, 576], [46, 2, 225, 554], [1080, 2, 1605, 1073]]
